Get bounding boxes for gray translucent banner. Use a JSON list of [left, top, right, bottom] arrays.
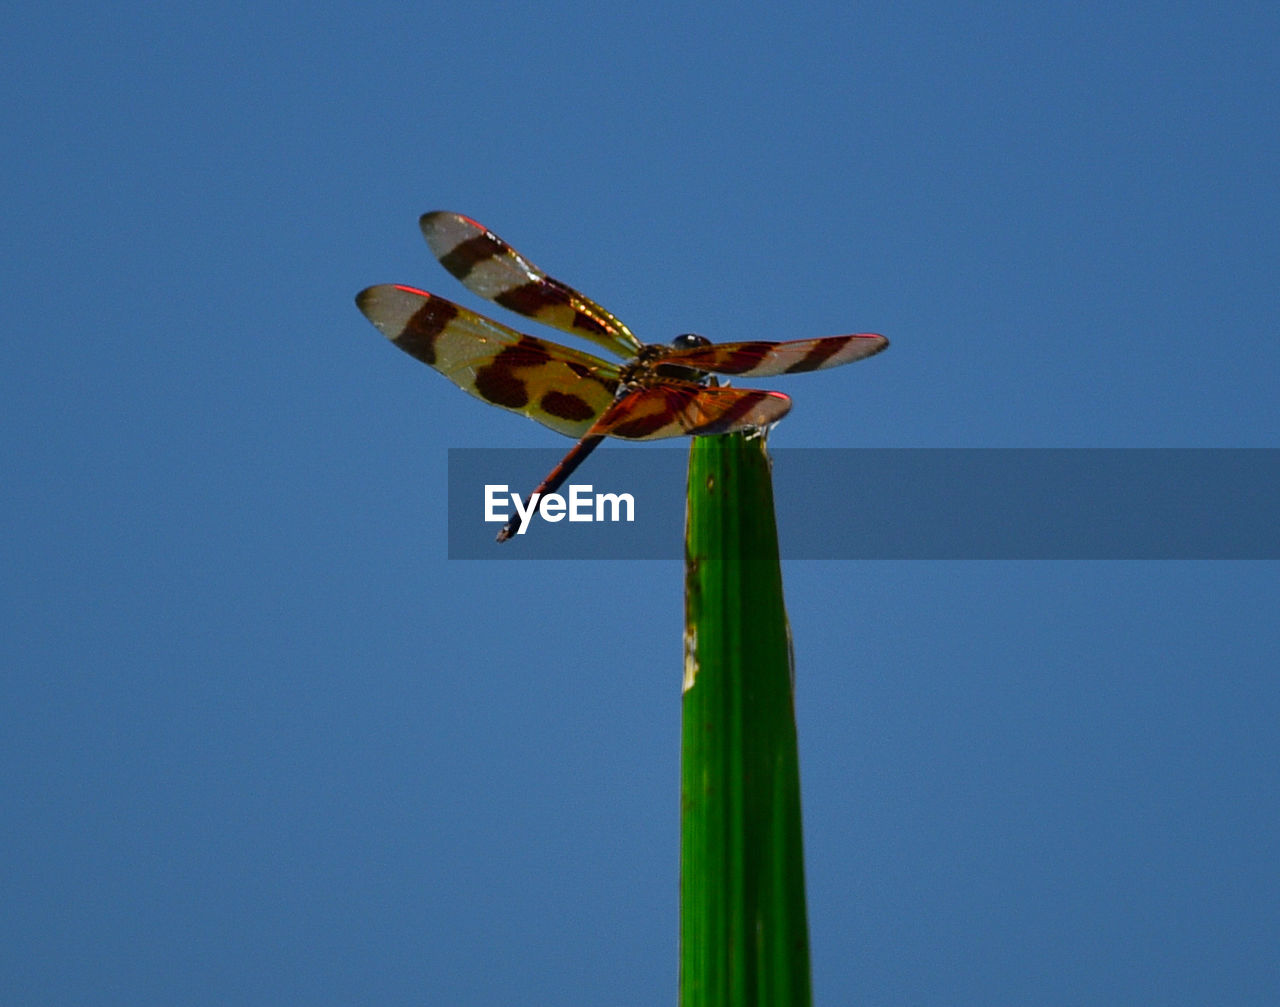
[[447, 449, 1280, 560]]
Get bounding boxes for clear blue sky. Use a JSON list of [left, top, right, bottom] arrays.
[[4, 2, 1278, 1003]]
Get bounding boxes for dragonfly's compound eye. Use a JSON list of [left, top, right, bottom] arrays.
[[672, 333, 711, 350]]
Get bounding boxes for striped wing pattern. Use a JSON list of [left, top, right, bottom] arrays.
[[656, 333, 889, 377], [593, 384, 792, 441], [357, 213, 891, 540], [419, 211, 643, 360], [356, 284, 620, 438]]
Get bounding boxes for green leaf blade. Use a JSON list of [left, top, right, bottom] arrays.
[[680, 432, 811, 1007]]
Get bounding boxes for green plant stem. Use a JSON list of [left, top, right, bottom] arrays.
[[680, 432, 811, 1007]]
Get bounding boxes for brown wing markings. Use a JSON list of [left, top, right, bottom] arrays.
[[782, 338, 848, 373], [540, 390, 600, 423], [685, 387, 791, 434], [437, 233, 504, 280], [606, 389, 687, 439], [694, 341, 775, 375], [493, 280, 614, 339], [598, 384, 791, 441], [419, 211, 642, 357], [355, 283, 622, 437], [355, 286, 460, 367], [658, 334, 889, 378], [473, 363, 529, 408]]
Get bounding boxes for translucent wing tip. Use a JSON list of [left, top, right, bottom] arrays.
[[759, 390, 792, 423], [419, 210, 482, 246], [355, 284, 433, 341], [419, 209, 456, 231], [354, 284, 384, 323]]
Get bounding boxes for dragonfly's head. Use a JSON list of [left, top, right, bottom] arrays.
[[671, 333, 711, 351]]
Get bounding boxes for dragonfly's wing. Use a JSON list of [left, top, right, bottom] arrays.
[[491, 382, 791, 541], [420, 211, 643, 360], [592, 382, 792, 441], [356, 283, 621, 438], [657, 333, 888, 377]]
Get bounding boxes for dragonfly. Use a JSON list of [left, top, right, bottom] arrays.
[[356, 212, 889, 542]]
